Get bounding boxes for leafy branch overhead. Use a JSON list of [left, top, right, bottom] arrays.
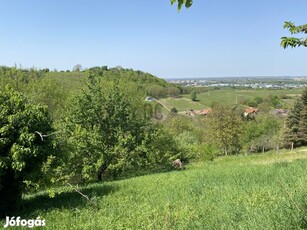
[[281, 21, 307, 48], [169, 2, 305, 49], [171, 0, 192, 10]]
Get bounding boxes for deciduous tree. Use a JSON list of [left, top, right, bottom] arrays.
[[0, 86, 54, 217], [73, 64, 82, 72], [62, 73, 181, 182], [242, 114, 282, 153], [208, 105, 243, 155]]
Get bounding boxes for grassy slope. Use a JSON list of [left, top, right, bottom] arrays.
[[4, 148, 307, 229], [158, 97, 204, 112]]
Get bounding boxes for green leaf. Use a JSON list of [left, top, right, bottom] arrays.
[[171, 0, 193, 11]]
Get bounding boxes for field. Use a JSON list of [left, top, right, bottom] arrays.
[[158, 97, 204, 112], [160, 88, 304, 112], [4, 147, 307, 229]]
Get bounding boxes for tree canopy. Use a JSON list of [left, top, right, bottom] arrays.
[[281, 21, 307, 48]]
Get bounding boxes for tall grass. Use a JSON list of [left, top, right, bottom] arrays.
[[2, 148, 307, 229]]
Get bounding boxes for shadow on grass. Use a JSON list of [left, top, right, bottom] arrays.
[[18, 183, 118, 217], [103, 166, 179, 182], [299, 195, 307, 229]]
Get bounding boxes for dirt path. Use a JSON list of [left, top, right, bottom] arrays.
[[156, 100, 171, 112]]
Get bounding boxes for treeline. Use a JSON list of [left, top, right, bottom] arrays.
[[0, 65, 182, 98]]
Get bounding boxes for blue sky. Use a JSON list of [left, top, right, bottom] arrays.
[[1, 0, 306, 78]]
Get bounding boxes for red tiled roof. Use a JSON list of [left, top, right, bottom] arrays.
[[186, 108, 211, 116]]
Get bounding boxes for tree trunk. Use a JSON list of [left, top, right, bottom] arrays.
[[97, 162, 108, 181], [0, 168, 21, 217]]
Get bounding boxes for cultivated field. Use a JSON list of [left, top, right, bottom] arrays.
[[5, 147, 307, 229]]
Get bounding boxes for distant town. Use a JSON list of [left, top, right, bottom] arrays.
[[167, 76, 307, 89]]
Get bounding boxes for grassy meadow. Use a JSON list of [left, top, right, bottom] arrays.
[[160, 88, 303, 112], [193, 88, 303, 107], [3, 147, 307, 229], [158, 97, 204, 112]]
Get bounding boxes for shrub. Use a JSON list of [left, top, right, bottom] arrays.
[[190, 90, 197, 101], [170, 107, 178, 114]]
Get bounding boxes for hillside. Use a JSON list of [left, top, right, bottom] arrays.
[[6, 147, 307, 229], [0, 65, 177, 97], [0, 66, 181, 120]]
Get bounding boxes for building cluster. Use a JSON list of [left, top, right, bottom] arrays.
[[168, 77, 307, 89], [184, 107, 289, 118]]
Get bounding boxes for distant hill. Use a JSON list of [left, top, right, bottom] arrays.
[[0, 66, 181, 98], [91, 66, 181, 98], [88, 66, 171, 87], [43, 66, 180, 98]]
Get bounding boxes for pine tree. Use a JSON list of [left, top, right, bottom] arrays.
[[285, 87, 307, 148], [301, 87, 307, 105]]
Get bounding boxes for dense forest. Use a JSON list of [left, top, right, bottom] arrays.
[[0, 65, 306, 217]]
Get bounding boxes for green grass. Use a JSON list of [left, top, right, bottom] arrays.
[[160, 88, 303, 112], [159, 97, 205, 112], [193, 88, 303, 107], [3, 148, 307, 229]]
